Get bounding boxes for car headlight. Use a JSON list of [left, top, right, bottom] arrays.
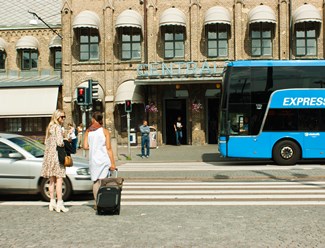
[[76, 168, 90, 175]]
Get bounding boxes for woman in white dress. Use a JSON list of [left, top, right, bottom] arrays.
[[83, 112, 116, 209]]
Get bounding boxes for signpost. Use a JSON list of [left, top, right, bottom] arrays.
[[76, 80, 93, 157], [125, 100, 132, 159]]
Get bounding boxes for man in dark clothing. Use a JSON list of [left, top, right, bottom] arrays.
[[139, 120, 150, 158]]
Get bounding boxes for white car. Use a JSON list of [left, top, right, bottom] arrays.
[[0, 133, 92, 201]]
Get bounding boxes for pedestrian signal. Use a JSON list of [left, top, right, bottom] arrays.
[[77, 87, 86, 104], [125, 100, 132, 112], [77, 87, 90, 105]]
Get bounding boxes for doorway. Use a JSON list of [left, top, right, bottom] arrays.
[[165, 99, 187, 145], [207, 98, 219, 144]]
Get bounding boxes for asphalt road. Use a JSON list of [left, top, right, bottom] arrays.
[[1, 161, 325, 247]]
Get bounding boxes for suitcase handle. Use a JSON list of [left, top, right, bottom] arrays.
[[109, 168, 118, 178]]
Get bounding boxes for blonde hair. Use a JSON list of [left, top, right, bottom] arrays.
[[45, 109, 65, 139]]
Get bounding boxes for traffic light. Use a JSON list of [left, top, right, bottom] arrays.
[[90, 80, 99, 100], [125, 100, 132, 112], [77, 87, 87, 105]]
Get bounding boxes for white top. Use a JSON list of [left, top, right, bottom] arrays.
[[68, 127, 77, 140], [88, 127, 111, 181]]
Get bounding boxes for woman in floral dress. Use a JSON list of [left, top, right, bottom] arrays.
[[41, 109, 69, 213]]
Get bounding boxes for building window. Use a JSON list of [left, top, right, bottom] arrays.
[[251, 23, 272, 57], [120, 27, 141, 60], [5, 119, 22, 132], [21, 50, 38, 70], [79, 28, 99, 61], [163, 26, 185, 59], [1, 118, 49, 133], [0, 51, 5, 69], [295, 22, 317, 56], [25, 118, 43, 132], [53, 48, 62, 70], [206, 24, 228, 58]]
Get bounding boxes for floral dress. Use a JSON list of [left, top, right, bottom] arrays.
[[41, 124, 66, 178]]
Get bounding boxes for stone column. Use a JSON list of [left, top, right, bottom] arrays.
[[234, 0, 244, 60], [61, 2, 73, 123], [147, 0, 157, 62], [189, 0, 201, 61], [103, 2, 115, 136], [279, 0, 289, 59]]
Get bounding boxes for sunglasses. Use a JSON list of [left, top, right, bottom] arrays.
[[60, 115, 66, 119]]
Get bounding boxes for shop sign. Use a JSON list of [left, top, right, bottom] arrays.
[[137, 61, 220, 78]]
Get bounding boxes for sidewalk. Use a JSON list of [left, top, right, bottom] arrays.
[[116, 144, 220, 163], [76, 144, 220, 164], [75, 144, 325, 181]]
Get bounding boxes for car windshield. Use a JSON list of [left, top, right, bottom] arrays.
[[9, 137, 45, 158]]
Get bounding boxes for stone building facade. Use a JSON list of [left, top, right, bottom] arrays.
[[1, 0, 325, 146], [0, 1, 62, 141], [61, 0, 325, 146]]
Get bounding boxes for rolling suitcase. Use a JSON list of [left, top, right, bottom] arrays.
[[96, 169, 124, 215]]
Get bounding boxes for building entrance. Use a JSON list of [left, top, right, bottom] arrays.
[[165, 99, 187, 145], [207, 98, 219, 144]]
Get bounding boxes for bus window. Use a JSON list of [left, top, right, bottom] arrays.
[[263, 109, 298, 131]]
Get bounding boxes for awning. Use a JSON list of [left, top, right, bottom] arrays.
[[16, 36, 39, 50], [115, 9, 143, 29], [204, 6, 231, 25], [248, 5, 276, 24], [292, 4, 322, 24], [0, 87, 59, 118], [114, 80, 144, 104], [159, 8, 186, 27], [72, 10, 100, 29], [49, 35, 62, 48], [0, 37, 7, 51]]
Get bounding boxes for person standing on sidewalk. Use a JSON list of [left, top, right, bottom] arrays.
[[83, 111, 116, 209], [140, 120, 150, 158], [174, 116, 183, 145], [67, 123, 77, 153], [77, 123, 83, 149], [41, 109, 69, 213]]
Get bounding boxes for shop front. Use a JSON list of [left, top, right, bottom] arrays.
[[135, 61, 222, 145], [0, 78, 61, 142]]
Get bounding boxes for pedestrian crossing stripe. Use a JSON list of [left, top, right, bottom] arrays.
[[1, 181, 325, 206]]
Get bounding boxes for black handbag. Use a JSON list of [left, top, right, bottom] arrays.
[[57, 146, 66, 164], [57, 145, 73, 167]]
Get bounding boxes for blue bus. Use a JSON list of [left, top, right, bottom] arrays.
[[218, 60, 325, 165]]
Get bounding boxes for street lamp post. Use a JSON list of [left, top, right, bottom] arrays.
[[28, 11, 62, 39]]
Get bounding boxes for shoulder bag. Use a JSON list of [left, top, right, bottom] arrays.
[[57, 146, 73, 167]]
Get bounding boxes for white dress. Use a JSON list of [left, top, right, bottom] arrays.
[[88, 127, 111, 181]]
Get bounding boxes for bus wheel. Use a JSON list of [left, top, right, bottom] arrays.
[[273, 140, 301, 165]]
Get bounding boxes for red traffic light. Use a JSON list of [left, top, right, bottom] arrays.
[[77, 87, 86, 104], [125, 100, 132, 112], [78, 88, 84, 95]]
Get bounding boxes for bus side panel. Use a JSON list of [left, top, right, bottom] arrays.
[[303, 132, 325, 159], [224, 132, 325, 159]]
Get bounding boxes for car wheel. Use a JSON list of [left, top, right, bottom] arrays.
[[40, 177, 72, 202], [272, 140, 301, 165]]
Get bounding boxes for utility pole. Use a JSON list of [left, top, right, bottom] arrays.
[[127, 112, 131, 158], [81, 106, 87, 157]]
